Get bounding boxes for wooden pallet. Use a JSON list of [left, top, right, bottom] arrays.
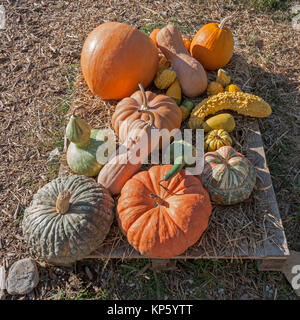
[[59, 119, 289, 271]]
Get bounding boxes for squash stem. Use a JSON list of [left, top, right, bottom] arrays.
[[56, 190, 71, 214], [138, 83, 148, 110], [218, 16, 232, 29]]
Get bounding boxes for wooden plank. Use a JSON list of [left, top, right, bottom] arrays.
[[245, 119, 289, 259], [257, 259, 287, 271], [151, 259, 177, 271], [60, 118, 289, 261]]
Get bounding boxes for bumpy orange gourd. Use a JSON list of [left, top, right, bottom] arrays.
[[112, 85, 182, 149], [190, 17, 234, 70], [117, 165, 212, 258], [81, 22, 159, 99], [156, 24, 207, 97]]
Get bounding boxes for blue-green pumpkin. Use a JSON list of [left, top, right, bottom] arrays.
[[66, 108, 114, 177]]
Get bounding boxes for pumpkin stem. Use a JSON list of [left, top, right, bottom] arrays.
[[56, 190, 71, 214], [138, 83, 148, 110], [218, 16, 232, 29], [138, 110, 155, 127], [150, 193, 166, 206], [72, 105, 87, 117]]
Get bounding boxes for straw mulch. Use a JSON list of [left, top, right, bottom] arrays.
[[1, 0, 299, 300]]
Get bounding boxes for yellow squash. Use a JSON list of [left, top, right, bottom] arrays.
[[202, 113, 235, 132], [225, 84, 241, 92], [166, 79, 182, 105], [188, 91, 272, 129]]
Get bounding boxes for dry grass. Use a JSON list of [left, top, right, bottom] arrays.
[[0, 0, 299, 300]]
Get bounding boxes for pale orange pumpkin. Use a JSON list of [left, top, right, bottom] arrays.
[[117, 165, 212, 258], [98, 110, 159, 195], [190, 17, 234, 71], [111, 84, 182, 149], [81, 22, 159, 100]]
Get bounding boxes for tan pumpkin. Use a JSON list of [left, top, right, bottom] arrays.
[[111, 84, 182, 149], [156, 24, 207, 97], [80, 22, 158, 99], [98, 111, 159, 195]]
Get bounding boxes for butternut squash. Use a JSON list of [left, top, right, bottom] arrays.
[[156, 24, 207, 97]]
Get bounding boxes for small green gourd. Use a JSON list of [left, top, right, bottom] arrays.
[[161, 140, 196, 181], [66, 107, 114, 177]]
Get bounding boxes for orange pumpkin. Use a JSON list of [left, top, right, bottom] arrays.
[[190, 17, 234, 70], [117, 165, 212, 258], [183, 38, 191, 51], [149, 28, 160, 46], [111, 84, 182, 149], [81, 22, 159, 100]]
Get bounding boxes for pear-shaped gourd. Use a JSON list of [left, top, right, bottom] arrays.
[[66, 107, 115, 177]]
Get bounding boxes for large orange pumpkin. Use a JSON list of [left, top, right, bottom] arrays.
[[190, 17, 234, 71], [111, 84, 182, 148], [117, 165, 212, 258], [81, 22, 159, 100]]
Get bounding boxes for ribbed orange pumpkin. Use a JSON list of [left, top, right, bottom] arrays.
[[111, 85, 182, 149], [190, 17, 234, 71], [117, 165, 212, 258], [81, 22, 159, 100]]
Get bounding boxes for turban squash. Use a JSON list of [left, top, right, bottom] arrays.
[[81, 22, 158, 99], [117, 165, 212, 258], [111, 84, 182, 149], [22, 175, 114, 265], [202, 146, 256, 205]]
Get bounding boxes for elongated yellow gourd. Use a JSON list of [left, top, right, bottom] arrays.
[[188, 92, 272, 129], [202, 113, 235, 132]]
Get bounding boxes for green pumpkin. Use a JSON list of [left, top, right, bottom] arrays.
[[66, 112, 114, 177], [22, 175, 115, 265]]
